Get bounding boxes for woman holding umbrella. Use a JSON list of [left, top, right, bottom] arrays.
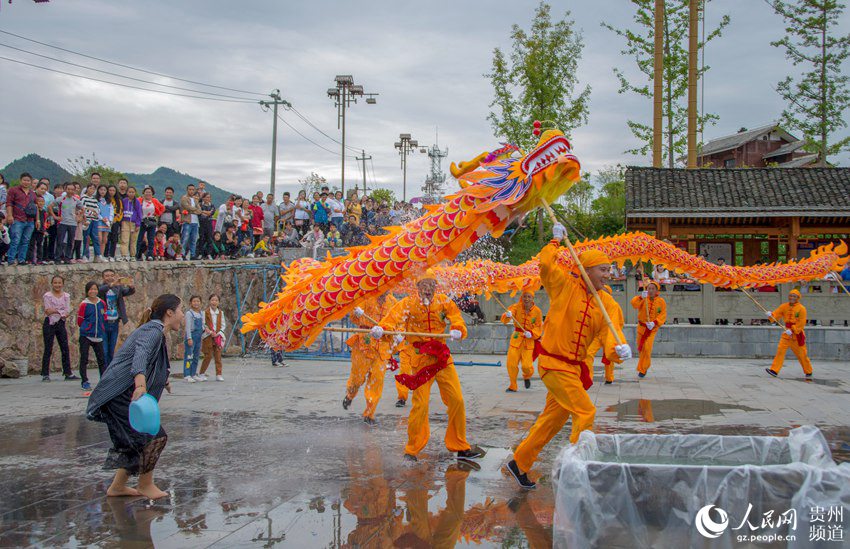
[[86, 294, 184, 499]]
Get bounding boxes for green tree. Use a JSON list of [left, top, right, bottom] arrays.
[[369, 188, 396, 207], [486, 1, 591, 151], [603, 1, 730, 167], [771, 0, 850, 163], [590, 180, 626, 236], [65, 154, 126, 186]]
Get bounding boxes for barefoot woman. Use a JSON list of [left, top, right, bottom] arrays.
[[86, 294, 183, 499]]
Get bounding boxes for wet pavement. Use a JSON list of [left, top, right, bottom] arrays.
[[0, 354, 848, 547]]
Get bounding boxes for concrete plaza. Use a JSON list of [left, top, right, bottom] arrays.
[[0, 354, 847, 547]]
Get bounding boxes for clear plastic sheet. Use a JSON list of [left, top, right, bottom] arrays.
[[552, 426, 850, 548]]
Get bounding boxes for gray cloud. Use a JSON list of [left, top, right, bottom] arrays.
[[2, 0, 848, 199]]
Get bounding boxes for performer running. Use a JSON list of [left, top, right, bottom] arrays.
[[584, 285, 624, 385], [499, 290, 543, 392], [506, 231, 631, 490], [765, 288, 813, 379], [630, 280, 667, 378], [374, 269, 486, 462], [343, 292, 398, 424]]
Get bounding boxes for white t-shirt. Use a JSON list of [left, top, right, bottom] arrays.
[[294, 200, 310, 220], [327, 198, 344, 219], [188, 197, 199, 224]]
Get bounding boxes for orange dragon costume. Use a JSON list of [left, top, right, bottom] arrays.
[[510, 244, 628, 482], [630, 281, 667, 378], [766, 289, 813, 378], [377, 270, 481, 460], [584, 285, 624, 384], [500, 291, 543, 392], [343, 292, 398, 421]]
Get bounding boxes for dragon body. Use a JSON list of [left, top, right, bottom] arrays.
[[242, 130, 582, 351], [429, 233, 849, 296]]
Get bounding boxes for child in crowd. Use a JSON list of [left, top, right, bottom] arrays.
[[224, 226, 239, 258], [239, 238, 253, 258], [76, 281, 107, 390], [29, 195, 49, 265], [153, 232, 166, 261], [41, 275, 75, 381], [0, 217, 10, 262], [199, 294, 225, 381], [300, 225, 325, 259], [183, 295, 204, 383], [165, 233, 183, 260], [326, 223, 342, 248], [253, 234, 271, 257], [211, 231, 226, 259]]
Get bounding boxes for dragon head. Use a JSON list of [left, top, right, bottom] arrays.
[[452, 128, 581, 228]]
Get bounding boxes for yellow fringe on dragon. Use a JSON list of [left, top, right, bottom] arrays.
[[241, 129, 582, 351], [425, 233, 849, 297]]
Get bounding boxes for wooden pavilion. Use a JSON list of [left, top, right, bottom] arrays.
[[624, 167, 850, 265]]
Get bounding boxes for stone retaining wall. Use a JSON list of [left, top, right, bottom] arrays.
[[0, 257, 283, 375], [450, 323, 850, 361]]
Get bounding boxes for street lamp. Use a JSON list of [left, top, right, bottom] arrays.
[[327, 75, 378, 196], [395, 133, 422, 202]]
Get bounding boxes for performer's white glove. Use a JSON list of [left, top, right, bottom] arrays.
[[641, 291, 648, 299], [552, 223, 566, 241], [393, 334, 405, 345], [646, 321, 656, 331], [353, 307, 364, 317], [504, 311, 513, 320], [449, 329, 462, 341], [370, 326, 385, 339], [784, 329, 793, 336], [524, 331, 533, 339], [615, 344, 632, 360]]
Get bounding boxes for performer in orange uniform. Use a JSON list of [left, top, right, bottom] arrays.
[[506, 228, 631, 490], [500, 291, 543, 392], [374, 270, 486, 462], [765, 289, 813, 379], [584, 285, 624, 384], [343, 292, 398, 424], [630, 280, 667, 378]]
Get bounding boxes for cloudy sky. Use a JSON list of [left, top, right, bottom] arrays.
[[1, 0, 848, 199]]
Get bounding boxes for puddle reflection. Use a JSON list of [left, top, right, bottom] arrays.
[[605, 398, 760, 423]]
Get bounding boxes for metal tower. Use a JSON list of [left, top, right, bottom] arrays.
[[421, 131, 448, 203]]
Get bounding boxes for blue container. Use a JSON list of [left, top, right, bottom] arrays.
[[129, 394, 160, 435]]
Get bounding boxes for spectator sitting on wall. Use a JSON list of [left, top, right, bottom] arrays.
[[238, 237, 253, 258], [210, 231, 226, 259], [165, 233, 183, 260], [152, 232, 166, 261], [253, 234, 271, 257], [224, 226, 239, 258], [326, 223, 342, 248], [278, 222, 300, 248]]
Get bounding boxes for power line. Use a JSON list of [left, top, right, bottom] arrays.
[[288, 105, 363, 153], [0, 55, 259, 103], [0, 28, 266, 96], [276, 113, 358, 159], [0, 42, 258, 101]]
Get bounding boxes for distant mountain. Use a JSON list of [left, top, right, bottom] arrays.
[[125, 167, 232, 205], [1, 154, 72, 186], [1, 154, 235, 204]]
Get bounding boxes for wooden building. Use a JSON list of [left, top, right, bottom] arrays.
[[697, 122, 818, 168], [625, 167, 850, 265]]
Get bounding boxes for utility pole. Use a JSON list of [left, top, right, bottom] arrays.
[[355, 149, 372, 197], [687, 0, 699, 168], [259, 89, 291, 196], [653, 0, 664, 168], [327, 75, 378, 197], [394, 133, 420, 202]]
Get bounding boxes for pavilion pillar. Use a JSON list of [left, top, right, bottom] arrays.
[[788, 216, 800, 260]]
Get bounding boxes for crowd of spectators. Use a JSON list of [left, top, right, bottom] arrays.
[[0, 173, 425, 265]]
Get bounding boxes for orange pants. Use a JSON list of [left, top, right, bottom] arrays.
[[584, 338, 614, 383], [636, 325, 657, 375], [514, 359, 595, 473], [769, 336, 813, 375], [345, 347, 386, 419], [403, 348, 471, 456], [506, 344, 534, 391], [200, 336, 222, 376], [396, 350, 411, 402]]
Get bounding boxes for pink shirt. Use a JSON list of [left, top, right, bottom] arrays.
[[43, 291, 70, 325]]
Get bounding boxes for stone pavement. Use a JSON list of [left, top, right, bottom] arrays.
[[0, 354, 847, 547]]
